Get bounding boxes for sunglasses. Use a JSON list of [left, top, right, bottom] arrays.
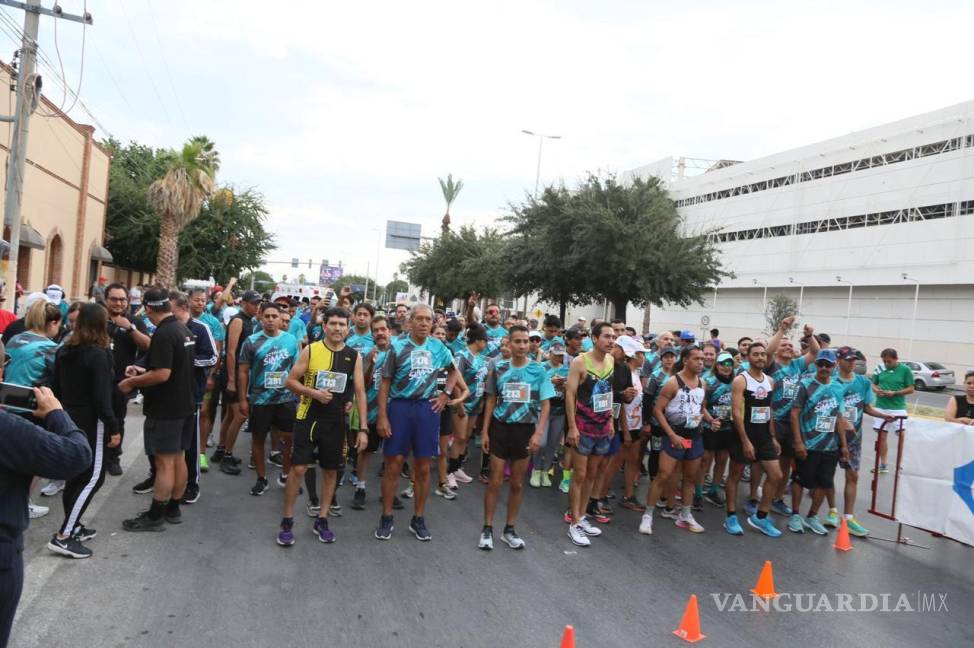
[[815, 361, 835, 368], [718, 360, 734, 367]]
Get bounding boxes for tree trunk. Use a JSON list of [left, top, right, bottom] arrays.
[[611, 296, 629, 322], [641, 303, 652, 335], [559, 300, 567, 325], [155, 214, 180, 288]]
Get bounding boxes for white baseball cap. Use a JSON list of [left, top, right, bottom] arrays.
[[615, 335, 648, 358]]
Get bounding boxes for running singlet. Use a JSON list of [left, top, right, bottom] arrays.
[[575, 353, 615, 438], [486, 358, 555, 424], [454, 347, 488, 415], [296, 342, 359, 421], [767, 356, 810, 421], [836, 373, 875, 439], [663, 374, 706, 438], [346, 330, 375, 357], [381, 336, 453, 400], [239, 331, 299, 406], [792, 377, 844, 452], [544, 361, 569, 414], [230, 312, 256, 357], [706, 373, 733, 422], [742, 372, 774, 435], [365, 348, 389, 425]]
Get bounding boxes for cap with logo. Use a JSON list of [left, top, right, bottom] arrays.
[[241, 289, 262, 303], [836, 346, 858, 361], [679, 329, 695, 341], [816, 348, 838, 365], [528, 330, 543, 340], [716, 352, 734, 364], [659, 346, 678, 357], [615, 335, 648, 358]]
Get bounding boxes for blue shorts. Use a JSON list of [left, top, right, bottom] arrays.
[[662, 432, 704, 461], [606, 430, 623, 456], [383, 399, 440, 459], [575, 434, 612, 457]]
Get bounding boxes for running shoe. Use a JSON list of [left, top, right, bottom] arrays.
[[585, 508, 611, 525], [375, 515, 394, 540], [846, 516, 870, 537], [788, 513, 804, 533], [558, 477, 571, 494], [206, 431, 216, 448], [501, 528, 525, 550], [744, 499, 758, 518], [28, 501, 49, 519], [268, 451, 284, 467], [478, 472, 489, 484], [446, 473, 458, 490], [723, 514, 744, 536], [660, 507, 679, 520], [824, 509, 840, 528], [276, 473, 288, 488], [453, 468, 473, 484], [250, 477, 269, 496], [199, 454, 209, 473], [277, 519, 295, 546], [529, 469, 542, 488], [563, 510, 573, 524], [409, 516, 431, 541], [329, 500, 343, 517], [691, 494, 704, 511], [597, 498, 614, 515], [72, 525, 97, 542], [312, 517, 336, 543], [392, 495, 404, 510], [306, 501, 321, 517], [568, 524, 591, 546], [871, 464, 889, 474], [220, 457, 241, 476], [164, 507, 182, 525], [478, 527, 494, 551], [638, 513, 654, 535], [655, 497, 669, 509], [182, 486, 200, 504], [675, 510, 704, 533], [401, 484, 414, 499], [47, 535, 92, 559], [132, 476, 155, 494], [747, 515, 783, 538], [41, 480, 65, 497], [401, 462, 411, 479], [621, 496, 646, 512], [352, 488, 366, 510], [122, 511, 165, 532], [803, 515, 828, 535], [210, 448, 226, 464], [577, 516, 602, 537], [541, 472, 552, 488], [435, 483, 457, 500], [770, 499, 792, 516], [248, 455, 257, 470], [703, 490, 725, 507], [741, 465, 751, 482]]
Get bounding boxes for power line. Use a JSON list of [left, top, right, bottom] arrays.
[[117, 0, 172, 128], [144, 0, 188, 129], [61, 0, 87, 114]]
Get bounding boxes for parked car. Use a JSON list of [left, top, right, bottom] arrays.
[[852, 350, 867, 375], [903, 361, 954, 391]]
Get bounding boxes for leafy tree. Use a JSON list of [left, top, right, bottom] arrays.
[[330, 274, 370, 304], [240, 270, 276, 292], [384, 278, 409, 303], [401, 225, 506, 305], [148, 136, 220, 287], [765, 294, 798, 335], [438, 173, 463, 234]]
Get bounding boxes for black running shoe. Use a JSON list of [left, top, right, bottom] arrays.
[[107, 460, 123, 477], [47, 535, 92, 558], [220, 457, 241, 475], [164, 508, 182, 524], [392, 495, 404, 510], [122, 511, 165, 532], [250, 477, 269, 496], [182, 486, 200, 504], [352, 488, 366, 510], [400, 461, 411, 479], [268, 451, 284, 467], [210, 448, 226, 463], [132, 476, 155, 494], [72, 525, 97, 542]]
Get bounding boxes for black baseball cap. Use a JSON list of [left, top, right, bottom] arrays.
[[241, 290, 262, 303]]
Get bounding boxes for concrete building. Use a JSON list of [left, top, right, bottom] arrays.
[[0, 62, 115, 302], [589, 101, 974, 378]]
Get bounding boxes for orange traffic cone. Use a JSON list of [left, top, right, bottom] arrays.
[[750, 560, 777, 599], [672, 594, 706, 643], [559, 625, 576, 648], [833, 517, 853, 552]]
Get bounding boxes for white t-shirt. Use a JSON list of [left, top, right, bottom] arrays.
[[129, 287, 142, 305], [625, 368, 643, 431]]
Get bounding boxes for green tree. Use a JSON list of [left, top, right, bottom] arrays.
[[384, 278, 409, 303], [401, 225, 506, 305], [764, 294, 798, 336], [240, 270, 276, 291], [148, 136, 220, 287], [438, 173, 463, 234]]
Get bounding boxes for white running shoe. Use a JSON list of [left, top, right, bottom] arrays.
[[568, 524, 591, 546], [478, 528, 494, 550], [40, 480, 65, 497], [453, 468, 473, 484], [401, 484, 414, 499], [577, 516, 602, 537], [29, 501, 50, 519], [676, 510, 705, 533], [446, 473, 458, 490], [638, 513, 654, 535]]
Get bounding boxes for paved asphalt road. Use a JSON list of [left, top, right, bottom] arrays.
[[11, 408, 974, 648]]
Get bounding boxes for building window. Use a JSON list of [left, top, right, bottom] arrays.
[[46, 234, 63, 287]]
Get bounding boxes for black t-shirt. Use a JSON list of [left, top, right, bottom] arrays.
[[142, 315, 195, 420], [108, 317, 150, 381], [2, 318, 26, 345], [613, 361, 634, 431]]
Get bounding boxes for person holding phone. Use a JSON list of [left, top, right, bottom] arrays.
[[47, 304, 119, 558]]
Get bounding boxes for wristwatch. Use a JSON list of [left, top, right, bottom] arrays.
[[127, 324, 136, 333]]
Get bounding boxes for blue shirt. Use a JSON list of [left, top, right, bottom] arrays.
[[346, 329, 375, 357], [287, 316, 307, 341], [365, 348, 390, 424], [239, 331, 299, 406], [836, 373, 875, 439], [6, 331, 57, 387], [544, 360, 569, 414], [446, 336, 466, 357], [485, 358, 555, 424], [768, 357, 810, 421], [484, 324, 508, 341], [792, 377, 845, 452], [540, 335, 565, 353], [381, 336, 454, 400], [198, 311, 226, 344], [705, 373, 733, 421], [581, 337, 594, 352], [454, 347, 489, 415]]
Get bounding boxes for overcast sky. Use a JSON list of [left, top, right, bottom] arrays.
[[9, 0, 972, 284]]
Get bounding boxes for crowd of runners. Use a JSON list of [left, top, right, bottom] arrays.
[[15, 281, 929, 558]]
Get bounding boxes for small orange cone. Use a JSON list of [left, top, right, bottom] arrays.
[[672, 594, 706, 643], [750, 560, 777, 599], [833, 517, 853, 552], [559, 625, 576, 648]]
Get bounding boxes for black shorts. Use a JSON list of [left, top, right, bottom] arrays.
[[181, 410, 198, 451], [292, 416, 345, 470], [795, 451, 839, 490], [363, 422, 382, 454], [249, 402, 296, 441], [488, 419, 533, 461], [439, 406, 454, 437], [144, 417, 187, 455], [775, 419, 795, 458], [729, 425, 779, 464], [703, 425, 732, 452]]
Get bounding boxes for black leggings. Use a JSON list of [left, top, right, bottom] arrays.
[[59, 413, 106, 536]]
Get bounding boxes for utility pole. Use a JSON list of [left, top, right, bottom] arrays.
[[0, 0, 92, 296]]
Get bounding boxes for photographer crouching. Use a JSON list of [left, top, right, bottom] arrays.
[[0, 386, 92, 647]]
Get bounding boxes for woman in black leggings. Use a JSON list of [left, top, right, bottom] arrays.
[[47, 303, 119, 558]]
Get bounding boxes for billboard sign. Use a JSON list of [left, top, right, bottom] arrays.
[[319, 263, 344, 286], [386, 220, 422, 252]]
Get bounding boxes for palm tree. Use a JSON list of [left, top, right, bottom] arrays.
[[438, 173, 463, 234], [148, 136, 220, 287]]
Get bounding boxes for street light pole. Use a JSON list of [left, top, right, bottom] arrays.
[[902, 273, 920, 359], [789, 277, 804, 315], [521, 130, 562, 198], [836, 276, 854, 335]]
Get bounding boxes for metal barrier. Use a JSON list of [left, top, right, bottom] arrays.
[[868, 416, 931, 548]]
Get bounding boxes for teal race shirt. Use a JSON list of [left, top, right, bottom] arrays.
[[484, 324, 508, 341], [640, 351, 660, 379], [239, 331, 299, 406], [540, 335, 565, 353], [199, 311, 226, 344], [705, 373, 733, 421], [346, 329, 375, 357], [482, 338, 504, 360], [836, 373, 875, 440], [486, 358, 555, 424], [5, 331, 57, 386], [287, 316, 307, 341], [365, 348, 390, 424], [544, 361, 569, 414], [767, 356, 810, 421], [581, 337, 594, 352], [446, 336, 466, 357], [454, 347, 488, 415], [381, 336, 454, 400], [792, 377, 845, 453]]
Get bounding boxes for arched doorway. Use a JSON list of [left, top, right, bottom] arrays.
[[46, 234, 63, 287]]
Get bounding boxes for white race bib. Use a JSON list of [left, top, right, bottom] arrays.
[[685, 413, 702, 429], [264, 371, 286, 389], [715, 405, 731, 420], [815, 415, 836, 434], [476, 381, 485, 398], [782, 377, 798, 400], [750, 406, 771, 424], [502, 382, 530, 404], [845, 406, 858, 424], [592, 392, 612, 413], [612, 402, 623, 419], [315, 370, 348, 394], [410, 349, 433, 372]]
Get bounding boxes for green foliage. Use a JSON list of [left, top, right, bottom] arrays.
[[240, 270, 276, 291], [401, 225, 506, 305], [438, 173, 464, 210], [765, 294, 799, 336], [384, 278, 409, 301]]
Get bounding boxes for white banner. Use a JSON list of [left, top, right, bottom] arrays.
[[896, 419, 974, 546]]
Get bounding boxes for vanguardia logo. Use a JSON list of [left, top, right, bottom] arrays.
[[711, 592, 949, 613]]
